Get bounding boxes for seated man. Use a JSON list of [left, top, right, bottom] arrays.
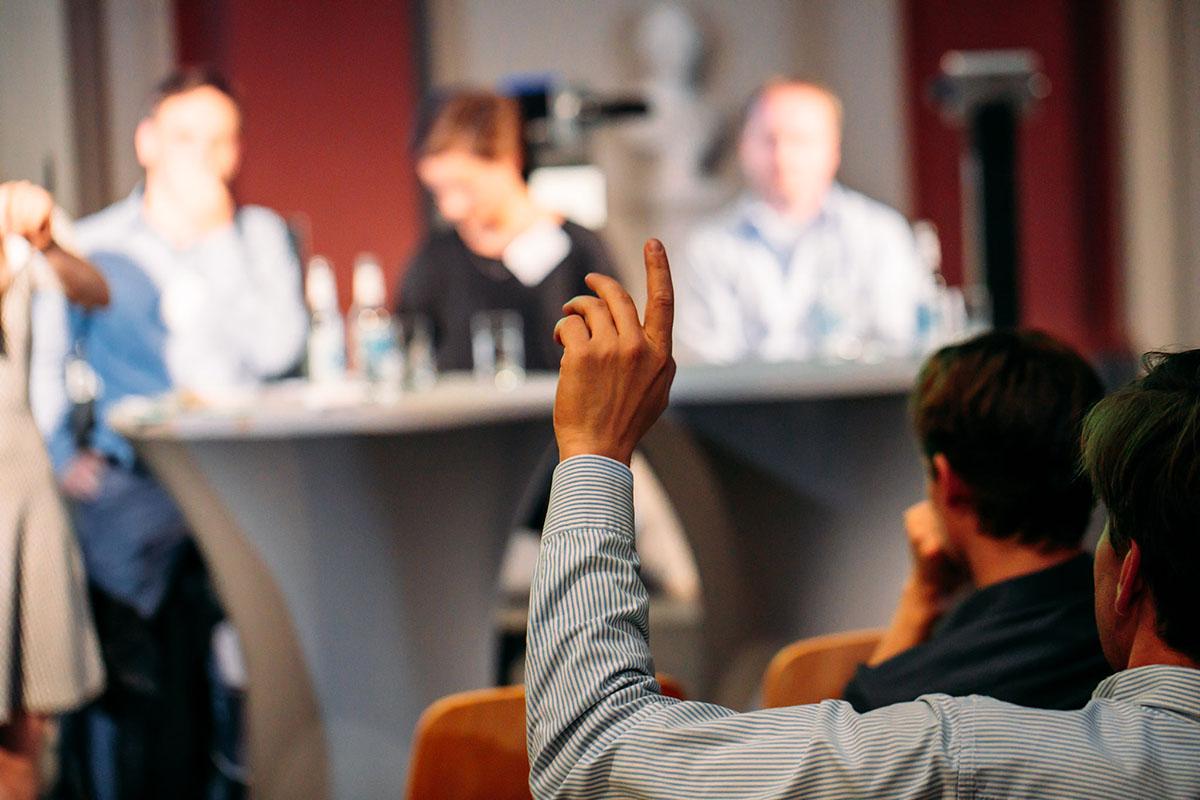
[[677, 78, 930, 363], [32, 68, 306, 798], [525, 240, 1200, 798], [843, 330, 1112, 712]]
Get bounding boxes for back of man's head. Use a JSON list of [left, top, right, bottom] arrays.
[[1082, 349, 1200, 663], [913, 330, 1105, 549]]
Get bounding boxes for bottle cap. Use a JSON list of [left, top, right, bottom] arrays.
[[306, 256, 339, 311], [913, 220, 942, 273], [353, 253, 387, 307]]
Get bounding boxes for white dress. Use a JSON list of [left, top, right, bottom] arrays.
[[0, 258, 104, 724]]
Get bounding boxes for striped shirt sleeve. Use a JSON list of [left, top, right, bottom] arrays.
[[525, 455, 966, 799]]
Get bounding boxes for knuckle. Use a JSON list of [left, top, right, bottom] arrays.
[[620, 338, 645, 359]]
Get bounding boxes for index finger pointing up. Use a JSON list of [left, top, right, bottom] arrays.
[[643, 239, 674, 351]]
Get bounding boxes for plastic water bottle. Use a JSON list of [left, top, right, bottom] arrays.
[[305, 256, 346, 383], [913, 220, 945, 351], [350, 253, 402, 396]]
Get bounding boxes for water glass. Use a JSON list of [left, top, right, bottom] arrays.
[[397, 313, 437, 391], [471, 310, 525, 389]]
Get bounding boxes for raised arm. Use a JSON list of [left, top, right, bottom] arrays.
[[0, 181, 109, 308], [525, 241, 964, 798], [42, 243, 110, 309]]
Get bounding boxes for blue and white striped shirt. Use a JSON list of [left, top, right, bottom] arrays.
[[526, 455, 1200, 799]]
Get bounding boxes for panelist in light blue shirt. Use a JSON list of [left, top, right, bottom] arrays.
[[678, 79, 931, 363], [30, 68, 306, 799], [34, 190, 305, 479], [526, 240, 1200, 799]]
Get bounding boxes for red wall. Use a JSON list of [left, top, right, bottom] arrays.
[[905, 0, 1125, 354], [176, 0, 425, 309]]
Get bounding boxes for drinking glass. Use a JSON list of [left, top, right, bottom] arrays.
[[471, 310, 525, 389], [397, 313, 437, 391]]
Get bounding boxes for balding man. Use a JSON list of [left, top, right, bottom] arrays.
[[677, 78, 930, 363]]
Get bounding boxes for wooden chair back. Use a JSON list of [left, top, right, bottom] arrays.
[[405, 674, 686, 799], [761, 628, 884, 708]]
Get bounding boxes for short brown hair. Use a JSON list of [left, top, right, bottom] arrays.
[[912, 330, 1105, 548], [143, 66, 238, 120], [418, 89, 523, 165]]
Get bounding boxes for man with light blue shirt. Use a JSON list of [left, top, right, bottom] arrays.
[[678, 79, 930, 363], [32, 68, 305, 799], [525, 240, 1200, 798]]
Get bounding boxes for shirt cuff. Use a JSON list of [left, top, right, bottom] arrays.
[[544, 455, 634, 538]]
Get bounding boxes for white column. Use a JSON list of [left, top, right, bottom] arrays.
[[1116, 0, 1197, 353], [101, 0, 176, 200]]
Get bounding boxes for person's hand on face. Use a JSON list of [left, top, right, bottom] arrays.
[[904, 500, 967, 600], [138, 86, 240, 240], [160, 158, 235, 233], [553, 239, 677, 465], [0, 180, 55, 250]]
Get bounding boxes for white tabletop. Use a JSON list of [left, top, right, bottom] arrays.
[[109, 359, 922, 441]]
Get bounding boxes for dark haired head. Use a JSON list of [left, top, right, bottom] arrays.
[[913, 330, 1105, 548], [143, 66, 239, 120], [1082, 349, 1200, 661]]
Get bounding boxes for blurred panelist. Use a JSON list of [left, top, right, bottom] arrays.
[[843, 331, 1112, 712], [398, 89, 618, 372], [31, 68, 306, 799], [677, 78, 930, 363]]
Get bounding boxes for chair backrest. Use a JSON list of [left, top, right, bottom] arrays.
[[406, 685, 530, 800], [655, 672, 687, 701], [761, 628, 884, 708], [405, 675, 687, 800]]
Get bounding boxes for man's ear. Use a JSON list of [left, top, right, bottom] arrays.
[[134, 118, 157, 170], [1115, 540, 1145, 617], [931, 454, 971, 510]]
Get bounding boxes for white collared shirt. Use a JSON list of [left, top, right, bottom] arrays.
[[677, 184, 932, 364]]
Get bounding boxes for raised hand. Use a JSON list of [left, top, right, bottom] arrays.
[[0, 181, 55, 250], [904, 500, 967, 599], [553, 239, 676, 465]]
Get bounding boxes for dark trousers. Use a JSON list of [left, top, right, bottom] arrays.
[[52, 458, 230, 800], [55, 543, 222, 800]]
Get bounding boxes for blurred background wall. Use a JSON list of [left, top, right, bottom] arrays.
[[1, 0, 1197, 357], [427, 0, 911, 311], [174, 0, 426, 307]]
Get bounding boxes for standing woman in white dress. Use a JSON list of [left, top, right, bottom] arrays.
[[0, 181, 107, 798]]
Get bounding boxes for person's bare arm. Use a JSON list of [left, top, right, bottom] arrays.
[[0, 181, 109, 309], [41, 243, 109, 309]]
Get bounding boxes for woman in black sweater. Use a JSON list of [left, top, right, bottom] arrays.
[[399, 89, 618, 372]]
